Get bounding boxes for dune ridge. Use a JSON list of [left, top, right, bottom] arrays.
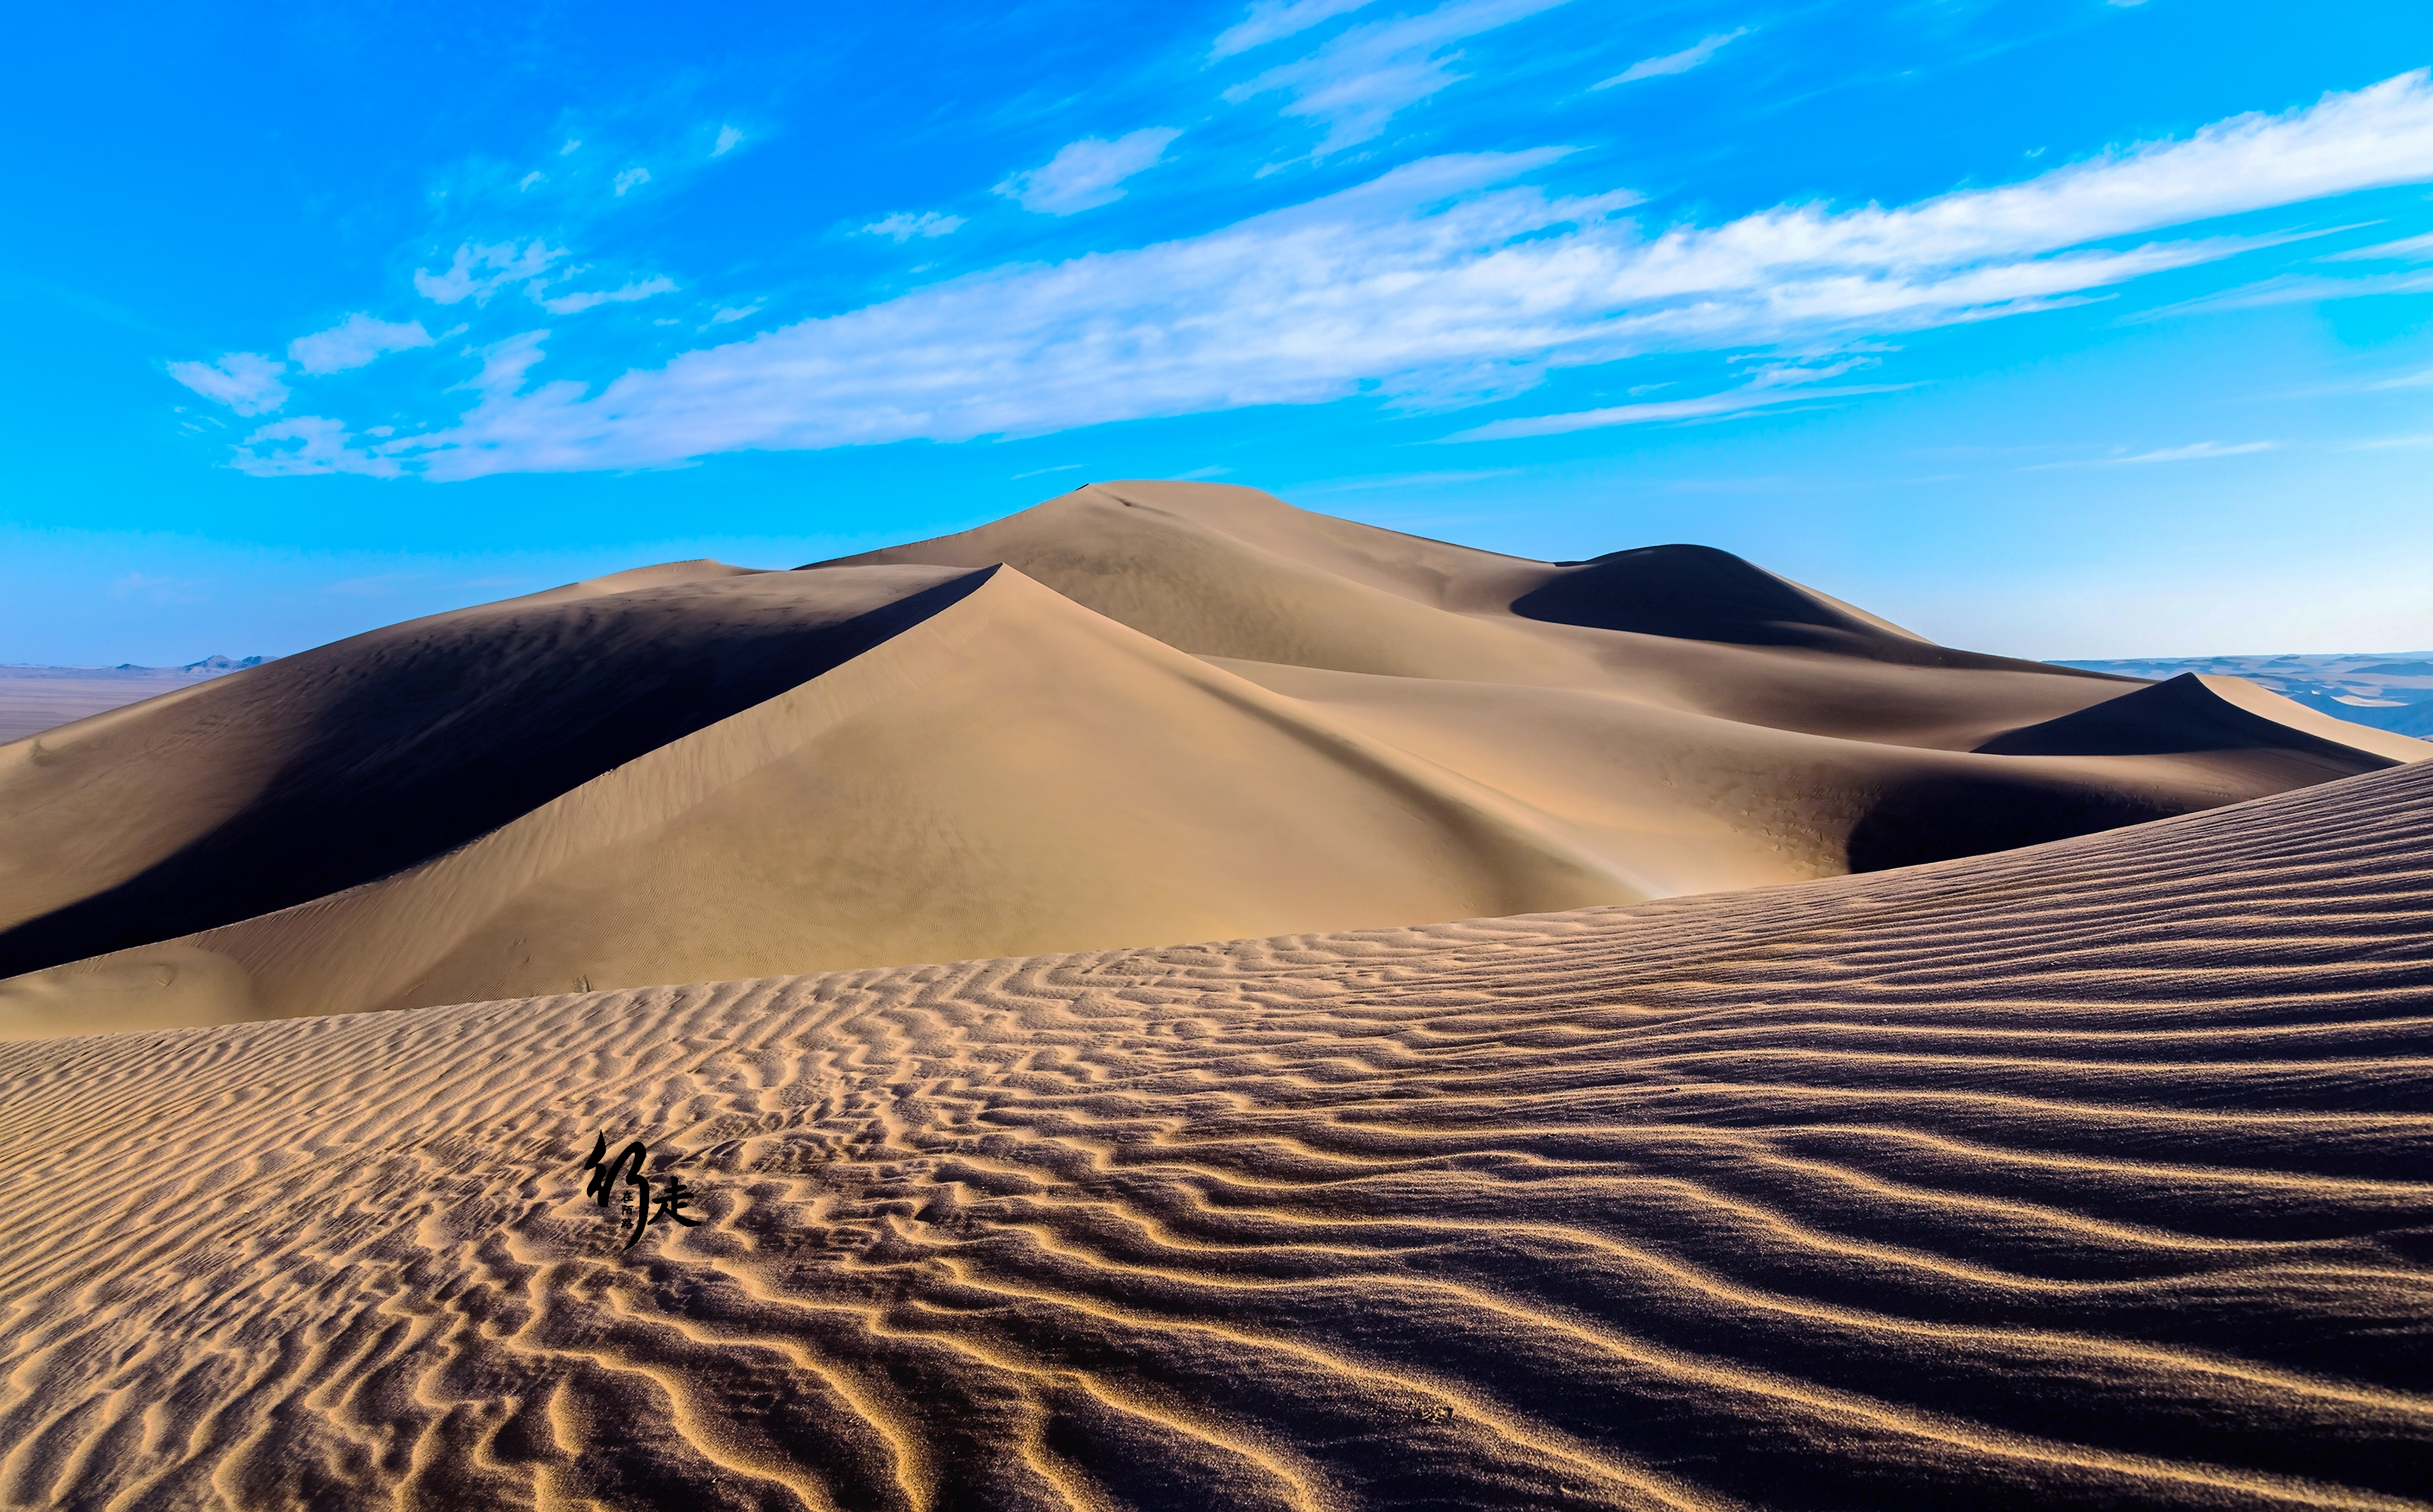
[[1, 482, 2417, 1039], [0, 758, 2426, 1509]]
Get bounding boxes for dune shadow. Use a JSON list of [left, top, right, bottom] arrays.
[[0, 567, 996, 981], [1513, 544, 2118, 677], [1979, 672, 2406, 763], [1845, 774, 2185, 873]]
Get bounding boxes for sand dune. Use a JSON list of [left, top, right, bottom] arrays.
[[0, 755, 2425, 1509], [1, 483, 2416, 1037], [0, 665, 242, 745], [0, 562, 985, 976]]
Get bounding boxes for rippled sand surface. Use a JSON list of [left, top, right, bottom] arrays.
[[2, 759, 2428, 1510]]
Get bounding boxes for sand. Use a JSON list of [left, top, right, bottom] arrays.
[[0, 752, 2425, 1509], [0, 481, 2426, 1508], [0, 666, 232, 745], [1, 483, 2415, 1038]]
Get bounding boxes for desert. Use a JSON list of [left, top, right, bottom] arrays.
[[11, 6, 2433, 1506], [1, 482, 2426, 1509]]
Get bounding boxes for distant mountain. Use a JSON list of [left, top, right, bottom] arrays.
[[2053, 653, 2433, 739]]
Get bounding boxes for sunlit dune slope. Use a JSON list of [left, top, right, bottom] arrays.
[[0, 482, 2415, 1035], [816, 479, 2122, 739], [0, 560, 986, 977], [0, 567, 1633, 1036], [1, 760, 2426, 1510]]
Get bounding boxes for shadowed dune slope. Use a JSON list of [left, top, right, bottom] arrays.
[[816, 480, 2134, 744], [0, 568, 1637, 1036], [1, 760, 2428, 1510], [7, 556, 2416, 1037], [1510, 542, 2081, 674], [0, 483, 2416, 1035], [0, 562, 990, 979], [1981, 672, 2432, 765]]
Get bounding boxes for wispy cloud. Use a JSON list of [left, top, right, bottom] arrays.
[[2134, 267, 2433, 318], [166, 352, 289, 415], [536, 276, 680, 315], [413, 241, 565, 305], [1212, 0, 1382, 59], [235, 416, 404, 477], [996, 129, 1182, 214], [1594, 27, 1752, 89], [1442, 379, 1911, 441], [2366, 366, 2433, 390], [2026, 440, 2278, 469], [2321, 229, 2433, 261], [614, 167, 651, 197], [233, 71, 2433, 480], [1226, 0, 1572, 156], [712, 125, 744, 157], [287, 314, 434, 375], [863, 210, 967, 241]]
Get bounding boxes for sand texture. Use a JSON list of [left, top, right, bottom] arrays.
[[1, 483, 2418, 1037], [1, 757, 2427, 1510], [0, 667, 232, 745]]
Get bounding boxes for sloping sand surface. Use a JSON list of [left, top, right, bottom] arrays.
[[0, 568, 1633, 1035], [1, 759, 2426, 1510], [0, 668, 232, 745], [0, 562, 986, 976], [0, 483, 2416, 1036]]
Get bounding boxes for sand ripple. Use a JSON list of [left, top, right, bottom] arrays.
[[1, 763, 2428, 1510]]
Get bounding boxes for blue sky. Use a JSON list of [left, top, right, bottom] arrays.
[[5, 0, 2429, 663]]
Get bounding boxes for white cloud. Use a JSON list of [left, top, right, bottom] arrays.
[[287, 313, 435, 375], [233, 416, 403, 477], [614, 167, 651, 197], [2027, 441, 2279, 470], [1594, 27, 1752, 89], [708, 304, 764, 324], [864, 211, 968, 241], [244, 71, 2433, 480], [1226, 0, 1572, 155], [561, 139, 582, 156], [1212, 0, 1383, 58], [536, 276, 679, 315], [2322, 229, 2433, 260], [413, 241, 565, 305], [713, 125, 744, 157], [996, 129, 1183, 214], [1443, 379, 1912, 441], [166, 352, 289, 415], [2366, 366, 2433, 390], [2133, 266, 2433, 318], [519, 171, 545, 192]]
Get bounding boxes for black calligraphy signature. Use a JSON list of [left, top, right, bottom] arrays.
[[580, 1134, 703, 1250]]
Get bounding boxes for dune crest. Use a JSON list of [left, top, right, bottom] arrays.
[[1, 482, 2416, 1036]]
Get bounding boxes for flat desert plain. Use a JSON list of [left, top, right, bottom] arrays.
[[0, 482, 2424, 1510]]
